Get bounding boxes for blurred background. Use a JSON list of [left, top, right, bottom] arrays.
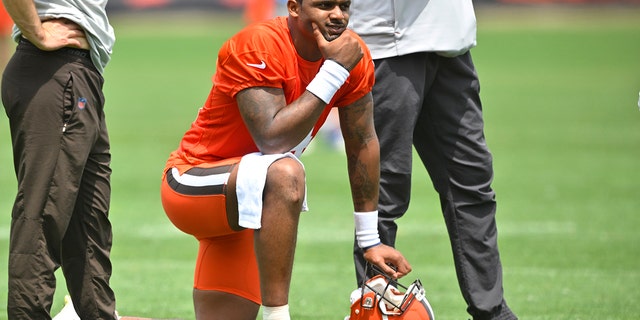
[[104, 0, 640, 12], [1, 1, 639, 319]]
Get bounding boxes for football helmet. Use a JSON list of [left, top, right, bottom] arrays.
[[347, 265, 435, 320]]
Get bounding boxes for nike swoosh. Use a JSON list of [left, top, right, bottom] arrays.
[[246, 61, 266, 69]]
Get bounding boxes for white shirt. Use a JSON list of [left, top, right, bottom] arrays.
[[12, 0, 116, 74], [348, 0, 477, 59]]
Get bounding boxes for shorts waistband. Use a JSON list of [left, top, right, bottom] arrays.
[[18, 37, 92, 60]]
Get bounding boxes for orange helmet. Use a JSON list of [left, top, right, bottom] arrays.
[[347, 266, 435, 320]]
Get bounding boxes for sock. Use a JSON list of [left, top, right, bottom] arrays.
[[263, 304, 290, 320]]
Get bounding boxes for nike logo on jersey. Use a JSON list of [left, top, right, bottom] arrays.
[[246, 61, 267, 69]]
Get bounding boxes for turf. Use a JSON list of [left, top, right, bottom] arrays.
[[1, 6, 639, 320]]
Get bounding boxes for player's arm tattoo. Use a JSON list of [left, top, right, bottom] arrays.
[[348, 155, 377, 209], [237, 86, 320, 154], [340, 93, 379, 209], [236, 87, 284, 148]]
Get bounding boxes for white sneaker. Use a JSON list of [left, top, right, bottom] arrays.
[[52, 295, 80, 320]]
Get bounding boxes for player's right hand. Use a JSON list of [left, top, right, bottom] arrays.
[[312, 22, 363, 71]]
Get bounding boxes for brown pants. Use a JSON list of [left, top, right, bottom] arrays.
[[2, 39, 116, 319]]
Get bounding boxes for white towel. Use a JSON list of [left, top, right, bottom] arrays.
[[236, 152, 308, 229]]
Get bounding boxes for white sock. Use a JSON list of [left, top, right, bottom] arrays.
[[263, 304, 290, 320]]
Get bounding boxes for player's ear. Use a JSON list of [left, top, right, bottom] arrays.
[[287, 0, 301, 17]]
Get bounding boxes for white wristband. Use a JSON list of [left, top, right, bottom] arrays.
[[306, 59, 350, 104], [354, 210, 381, 249]]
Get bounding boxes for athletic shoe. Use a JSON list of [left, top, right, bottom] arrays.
[[52, 295, 80, 320]]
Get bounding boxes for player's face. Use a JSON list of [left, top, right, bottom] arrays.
[[296, 0, 351, 41]]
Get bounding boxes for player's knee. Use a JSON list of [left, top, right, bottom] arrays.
[[266, 158, 305, 204]]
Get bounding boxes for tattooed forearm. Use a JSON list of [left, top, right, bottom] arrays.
[[347, 155, 378, 208], [341, 93, 380, 211], [340, 93, 376, 144]]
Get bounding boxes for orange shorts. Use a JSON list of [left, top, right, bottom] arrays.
[[160, 157, 261, 304]]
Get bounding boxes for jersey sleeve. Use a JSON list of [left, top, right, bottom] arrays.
[[213, 25, 287, 97], [331, 36, 376, 108]]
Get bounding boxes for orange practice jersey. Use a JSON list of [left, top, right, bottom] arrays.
[[0, 1, 13, 35], [166, 16, 375, 173]]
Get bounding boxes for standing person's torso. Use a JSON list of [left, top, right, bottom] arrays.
[[348, 0, 477, 58], [12, 0, 115, 73]]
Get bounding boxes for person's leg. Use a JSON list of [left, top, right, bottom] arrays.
[[413, 52, 516, 320], [3, 46, 90, 319], [192, 231, 261, 320], [162, 160, 261, 320], [194, 290, 260, 320], [60, 66, 117, 319], [254, 157, 305, 308], [352, 53, 429, 286], [220, 155, 305, 319]]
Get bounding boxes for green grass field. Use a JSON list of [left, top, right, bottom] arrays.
[[1, 5, 639, 319]]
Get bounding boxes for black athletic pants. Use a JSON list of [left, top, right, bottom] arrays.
[[2, 39, 116, 319], [353, 51, 517, 320]]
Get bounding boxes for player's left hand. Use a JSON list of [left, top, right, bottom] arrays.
[[363, 244, 412, 279]]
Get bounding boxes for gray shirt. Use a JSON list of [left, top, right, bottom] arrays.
[[12, 0, 115, 74], [348, 0, 477, 59]]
